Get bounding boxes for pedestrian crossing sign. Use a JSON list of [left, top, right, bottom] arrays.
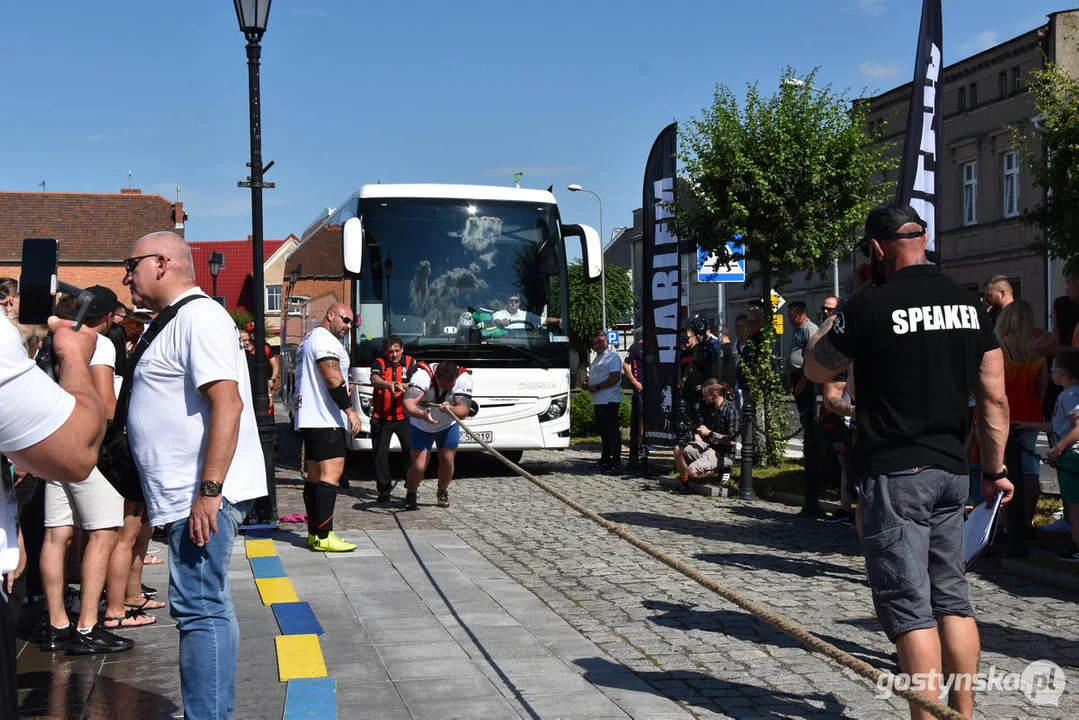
[[697, 237, 745, 283]]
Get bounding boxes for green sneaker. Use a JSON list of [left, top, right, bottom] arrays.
[[311, 532, 356, 553], [306, 534, 316, 548]]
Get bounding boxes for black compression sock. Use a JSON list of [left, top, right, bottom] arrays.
[[303, 482, 316, 536], [313, 481, 338, 539]]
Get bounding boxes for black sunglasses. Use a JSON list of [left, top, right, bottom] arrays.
[[822, 306, 837, 313], [339, 315, 354, 325], [123, 253, 158, 274]]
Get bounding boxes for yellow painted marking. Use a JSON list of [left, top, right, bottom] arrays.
[[256, 577, 300, 605], [275, 634, 328, 681], [245, 539, 277, 558]]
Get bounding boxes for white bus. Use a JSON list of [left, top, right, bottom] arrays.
[[282, 183, 603, 463]]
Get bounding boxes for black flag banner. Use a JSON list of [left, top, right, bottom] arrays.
[[895, 0, 943, 261], [641, 122, 681, 447]]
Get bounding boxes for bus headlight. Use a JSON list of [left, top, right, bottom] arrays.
[[540, 395, 567, 421]]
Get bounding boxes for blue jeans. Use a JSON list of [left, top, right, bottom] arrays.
[[167, 498, 251, 720]]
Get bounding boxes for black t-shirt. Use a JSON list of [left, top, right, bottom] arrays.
[[627, 340, 644, 385], [826, 265, 997, 476]]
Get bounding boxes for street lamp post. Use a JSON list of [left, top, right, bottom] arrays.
[[567, 184, 605, 331], [234, 0, 277, 525], [208, 251, 225, 304]]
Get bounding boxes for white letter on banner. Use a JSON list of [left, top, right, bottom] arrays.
[[653, 252, 678, 268], [655, 225, 677, 246], [653, 272, 679, 301], [654, 178, 674, 220], [658, 333, 677, 363]]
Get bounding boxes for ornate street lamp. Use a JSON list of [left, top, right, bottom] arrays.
[[208, 252, 225, 304], [234, 0, 277, 524]]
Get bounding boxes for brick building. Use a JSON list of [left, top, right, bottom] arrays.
[[0, 189, 185, 306], [188, 234, 298, 331]]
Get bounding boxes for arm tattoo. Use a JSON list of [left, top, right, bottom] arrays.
[[403, 386, 424, 400], [317, 357, 341, 370], [811, 336, 851, 374], [826, 397, 855, 417]]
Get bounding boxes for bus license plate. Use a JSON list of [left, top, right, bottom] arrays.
[[461, 431, 493, 444]]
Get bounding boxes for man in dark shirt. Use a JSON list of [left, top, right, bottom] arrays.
[[806, 203, 1011, 720], [369, 336, 416, 504]]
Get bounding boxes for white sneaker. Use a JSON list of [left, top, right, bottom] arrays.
[[1042, 515, 1071, 533]]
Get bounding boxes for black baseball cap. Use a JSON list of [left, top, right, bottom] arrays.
[[859, 203, 926, 256], [84, 285, 118, 318]]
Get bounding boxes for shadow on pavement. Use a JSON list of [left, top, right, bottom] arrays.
[[642, 601, 898, 670], [695, 552, 866, 585], [574, 656, 852, 719], [18, 670, 180, 719]]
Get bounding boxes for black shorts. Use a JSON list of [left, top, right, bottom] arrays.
[[302, 427, 347, 461]]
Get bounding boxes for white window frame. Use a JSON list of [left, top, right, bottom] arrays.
[[1003, 151, 1020, 218], [266, 284, 282, 313], [963, 162, 978, 226]]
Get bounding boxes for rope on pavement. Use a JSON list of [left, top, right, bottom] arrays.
[[446, 413, 967, 720]]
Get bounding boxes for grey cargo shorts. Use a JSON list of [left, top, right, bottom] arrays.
[[858, 467, 974, 642]]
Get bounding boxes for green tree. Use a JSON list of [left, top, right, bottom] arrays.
[[674, 67, 896, 468], [1011, 63, 1079, 269], [549, 260, 634, 361], [229, 308, 254, 332]]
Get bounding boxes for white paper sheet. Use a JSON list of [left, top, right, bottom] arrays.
[[964, 493, 1003, 568]]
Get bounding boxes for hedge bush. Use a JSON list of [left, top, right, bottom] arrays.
[[570, 390, 632, 437]]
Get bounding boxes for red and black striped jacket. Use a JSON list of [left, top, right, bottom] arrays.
[[370, 354, 416, 422]]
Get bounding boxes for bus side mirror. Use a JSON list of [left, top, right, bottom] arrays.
[[563, 223, 602, 282], [343, 217, 364, 274]]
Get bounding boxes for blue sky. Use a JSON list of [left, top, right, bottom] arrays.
[[0, 0, 1071, 252]]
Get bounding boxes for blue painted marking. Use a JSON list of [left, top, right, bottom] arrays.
[[239, 523, 277, 537], [283, 677, 336, 720], [273, 602, 325, 637], [250, 556, 287, 579]]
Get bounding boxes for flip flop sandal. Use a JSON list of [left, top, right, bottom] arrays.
[[144, 555, 165, 565], [127, 597, 166, 612], [104, 608, 157, 629]]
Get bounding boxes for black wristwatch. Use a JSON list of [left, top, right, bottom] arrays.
[[982, 466, 1008, 482], [199, 481, 223, 498]]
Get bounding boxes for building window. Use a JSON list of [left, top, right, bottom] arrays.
[[963, 162, 978, 225], [969, 82, 978, 108], [1012, 66, 1021, 93], [266, 284, 282, 313], [958, 87, 967, 111], [1003, 151, 1020, 218], [998, 71, 1007, 98]]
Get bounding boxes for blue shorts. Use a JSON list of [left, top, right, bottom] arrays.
[[410, 423, 460, 451]]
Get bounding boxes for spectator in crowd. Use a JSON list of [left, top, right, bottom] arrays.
[[1017, 349, 1079, 561], [786, 300, 822, 518], [806, 203, 1011, 719], [587, 330, 624, 473], [39, 289, 133, 655], [673, 379, 738, 493], [983, 275, 1014, 326], [822, 295, 839, 321], [820, 368, 855, 526], [402, 361, 473, 509], [622, 332, 644, 472], [694, 317, 721, 381], [293, 304, 360, 552], [0, 309, 108, 718], [680, 325, 706, 422], [245, 322, 280, 394], [370, 335, 416, 503], [995, 300, 1047, 534], [123, 231, 268, 720], [0, 278, 18, 320]]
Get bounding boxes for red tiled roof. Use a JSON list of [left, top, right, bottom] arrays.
[[0, 190, 183, 262], [189, 239, 288, 312]]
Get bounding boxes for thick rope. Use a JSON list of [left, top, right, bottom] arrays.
[[445, 412, 966, 720]]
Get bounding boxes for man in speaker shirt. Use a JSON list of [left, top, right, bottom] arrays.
[[805, 204, 1011, 720]]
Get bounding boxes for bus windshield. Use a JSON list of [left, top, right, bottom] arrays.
[[354, 197, 569, 367]]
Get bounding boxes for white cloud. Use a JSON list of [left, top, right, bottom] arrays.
[[960, 30, 1000, 56], [856, 0, 886, 16], [859, 61, 901, 80]]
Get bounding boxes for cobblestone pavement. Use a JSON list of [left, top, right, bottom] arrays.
[[284, 436, 1079, 720]]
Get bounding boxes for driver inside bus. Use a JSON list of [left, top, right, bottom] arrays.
[[492, 292, 560, 330]]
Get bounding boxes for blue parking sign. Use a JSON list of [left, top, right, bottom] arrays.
[[606, 330, 619, 346]]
